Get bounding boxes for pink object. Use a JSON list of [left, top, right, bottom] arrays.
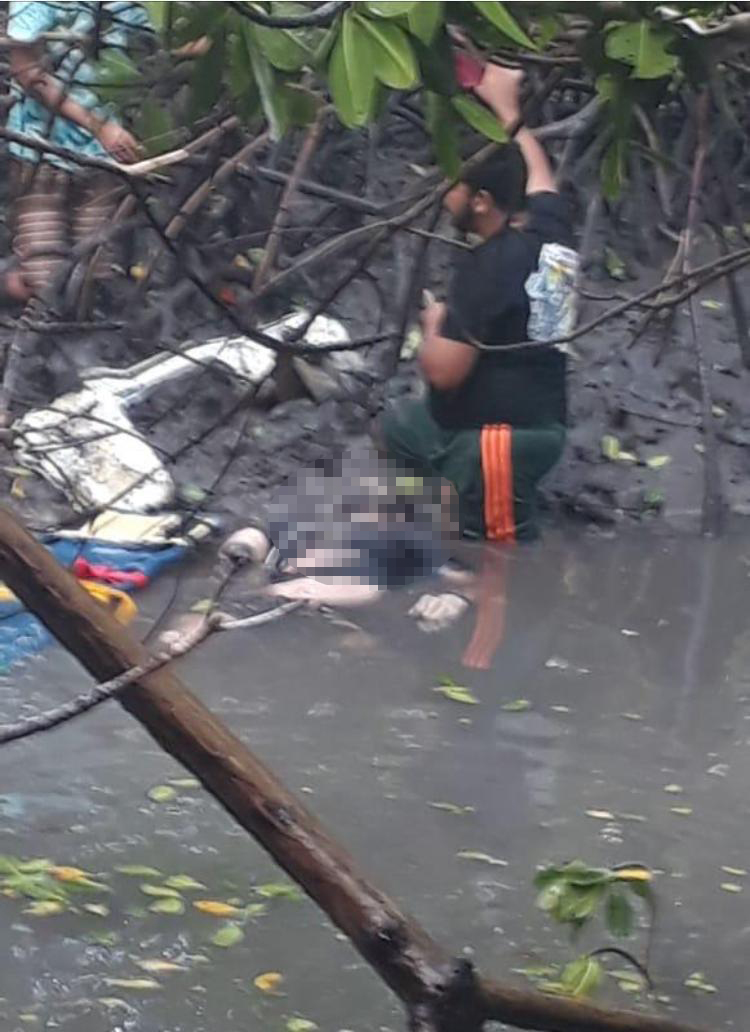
[[454, 51, 485, 91]]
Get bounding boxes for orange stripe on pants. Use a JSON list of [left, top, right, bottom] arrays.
[[480, 424, 516, 543]]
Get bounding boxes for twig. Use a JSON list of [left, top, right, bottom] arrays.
[[683, 89, 724, 535], [0, 601, 301, 745], [253, 111, 326, 294]]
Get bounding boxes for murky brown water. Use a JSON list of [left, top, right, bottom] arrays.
[[1, 526, 749, 1031]]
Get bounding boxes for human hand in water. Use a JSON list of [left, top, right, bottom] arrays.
[[96, 122, 143, 164]]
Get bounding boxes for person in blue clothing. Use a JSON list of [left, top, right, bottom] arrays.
[[3, 1, 152, 302]]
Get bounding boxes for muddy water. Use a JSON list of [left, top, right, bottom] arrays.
[[1, 527, 749, 1032]]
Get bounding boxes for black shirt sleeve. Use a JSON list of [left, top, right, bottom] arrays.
[[442, 236, 529, 346], [524, 191, 574, 249]]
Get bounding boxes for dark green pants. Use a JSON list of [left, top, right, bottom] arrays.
[[382, 398, 565, 541]]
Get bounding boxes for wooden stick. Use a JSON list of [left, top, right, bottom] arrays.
[[0, 506, 706, 1032]]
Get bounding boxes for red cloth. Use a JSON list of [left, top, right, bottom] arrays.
[[72, 557, 149, 589]]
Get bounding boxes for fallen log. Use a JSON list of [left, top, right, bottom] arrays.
[[0, 506, 704, 1032]]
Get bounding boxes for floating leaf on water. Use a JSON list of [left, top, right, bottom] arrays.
[[559, 955, 603, 997], [97, 997, 136, 1013], [720, 882, 742, 893], [601, 434, 621, 460], [684, 972, 718, 994], [193, 900, 242, 917], [243, 903, 268, 919], [551, 705, 572, 713], [700, 299, 723, 311], [501, 699, 532, 712], [49, 866, 93, 883], [23, 900, 64, 916], [135, 959, 188, 974], [707, 763, 729, 778], [670, 806, 693, 816], [140, 883, 182, 898], [663, 784, 683, 794], [721, 866, 747, 878], [618, 813, 647, 823], [614, 866, 653, 883], [254, 971, 283, 993], [618, 979, 643, 993], [456, 850, 507, 867], [83, 903, 110, 917], [286, 1019, 318, 1032], [585, 810, 615, 821], [620, 629, 640, 637], [254, 883, 304, 901], [147, 785, 177, 804], [149, 897, 185, 915], [115, 865, 162, 878], [163, 875, 206, 891], [512, 965, 559, 981], [167, 778, 200, 789], [104, 977, 161, 991], [620, 712, 643, 721], [211, 922, 245, 948], [646, 455, 671, 469], [428, 802, 475, 816], [432, 679, 479, 705], [544, 656, 570, 670]]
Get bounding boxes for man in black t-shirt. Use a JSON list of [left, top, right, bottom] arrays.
[[383, 66, 578, 542]]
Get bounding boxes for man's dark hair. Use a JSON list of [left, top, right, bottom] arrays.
[[463, 143, 527, 213]]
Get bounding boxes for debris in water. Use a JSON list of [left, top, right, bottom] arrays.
[[456, 850, 507, 867], [585, 810, 615, 821], [428, 802, 475, 816], [211, 922, 245, 948], [254, 971, 284, 993], [146, 784, 177, 803], [433, 677, 479, 705], [193, 900, 242, 917], [104, 977, 162, 991]]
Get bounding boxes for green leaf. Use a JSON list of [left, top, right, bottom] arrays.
[[364, 1, 417, 15], [559, 955, 603, 997], [144, 1, 167, 30], [135, 99, 176, 158], [355, 16, 418, 89], [407, 1, 442, 44], [286, 1020, 318, 1032], [241, 23, 287, 139], [433, 679, 480, 705], [605, 889, 634, 938], [115, 865, 162, 878], [188, 30, 227, 121], [92, 49, 140, 103], [163, 875, 206, 891], [425, 92, 460, 179], [140, 883, 183, 898], [255, 882, 304, 901], [280, 83, 323, 127], [600, 139, 626, 202], [253, 24, 309, 72], [211, 921, 245, 947], [501, 699, 532, 712], [535, 13, 561, 50], [147, 785, 177, 803], [555, 885, 606, 924], [605, 20, 678, 80], [328, 18, 374, 127], [604, 245, 627, 281], [149, 896, 186, 915], [451, 94, 507, 143], [472, 1, 536, 51]]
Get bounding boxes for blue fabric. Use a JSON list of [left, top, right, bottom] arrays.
[[0, 536, 189, 673], [7, 1, 152, 170]]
